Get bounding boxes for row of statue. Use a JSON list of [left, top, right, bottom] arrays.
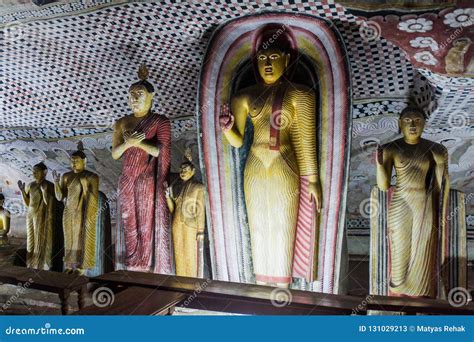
[[0, 23, 456, 299]]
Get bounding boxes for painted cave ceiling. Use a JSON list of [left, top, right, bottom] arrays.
[[0, 0, 472, 231]]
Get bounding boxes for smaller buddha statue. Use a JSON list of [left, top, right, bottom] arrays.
[[18, 162, 55, 270], [165, 148, 206, 277], [0, 194, 11, 247], [376, 106, 449, 298], [53, 142, 99, 274]]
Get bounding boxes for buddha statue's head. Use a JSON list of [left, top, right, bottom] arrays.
[[32, 162, 47, 183], [179, 147, 195, 181], [399, 107, 425, 143], [179, 161, 195, 182], [0, 194, 4, 208], [253, 24, 297, 85], [70, 151, 87, 174], [129, 64, 155, 116]]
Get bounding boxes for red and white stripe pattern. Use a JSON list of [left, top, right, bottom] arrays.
[[117, 113, 172, 274], [292, 175, 318, 281]]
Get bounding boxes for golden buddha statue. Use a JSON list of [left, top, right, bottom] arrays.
[[376, 106, 449, 298], [18, 162, 55, 270], [165, 148, 206, 278], [53, 143, 99, 274], [0, 194, 11, 247], [112, 64, 172, 273], [220, 24, 322, 288]]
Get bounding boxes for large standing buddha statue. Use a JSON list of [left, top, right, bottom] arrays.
[[220, 24, 322, 288], [112, 64, 172, 273]]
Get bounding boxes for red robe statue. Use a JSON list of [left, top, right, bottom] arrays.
[[117, 113, 172, 273]]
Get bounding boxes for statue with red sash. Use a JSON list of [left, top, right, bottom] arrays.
[[112, 64, 172, 274]]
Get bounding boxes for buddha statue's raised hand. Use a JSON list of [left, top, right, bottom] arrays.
[[52, 170, 61, 184], [17, 180, 25, 192], [219, 103, 234, 132]]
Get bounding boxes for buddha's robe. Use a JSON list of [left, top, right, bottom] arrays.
[[118, 113, 171, 273], [240, 83, 319, 284], [25, 180, 55, 270], [57, 170, 98, 270], [171, 180, 205, 277]]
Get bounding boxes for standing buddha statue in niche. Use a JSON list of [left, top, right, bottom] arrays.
[[112, 64, 171, 273], [53, 144, 99, 274], [18, 162, 55, 270], [376, 107, 449, 298], [0, 194, 11, 247], [165, 148, 206, 278], [219, 24, 322, 288]]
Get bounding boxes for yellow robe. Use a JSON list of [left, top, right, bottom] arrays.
[[386, 141, 447, 297], [171, 180, 205, 277], [243, 83, 317, 284], [26, 180, 54, 270], [59, 170, 98, 270]]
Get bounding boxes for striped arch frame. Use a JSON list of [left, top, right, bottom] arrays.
[[197, 12, 352, 294]]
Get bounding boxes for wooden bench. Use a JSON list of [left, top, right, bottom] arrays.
[[93, 271, 474, 315], [0, 265, 88, 315], [74, 286, 186, 315], [93, 271, 364, 315]]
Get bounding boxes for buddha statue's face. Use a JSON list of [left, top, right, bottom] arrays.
[[399, 111, 425, 142], [179, 164, 195, 182], [128, 85, 154, 116], [32, 166, 47, 183], [71, 156, 86, 173], [256, 48, 290, 85]]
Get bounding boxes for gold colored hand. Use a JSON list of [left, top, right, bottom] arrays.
[[308, 180, 322, 213], [17, 180, 25, 192], [52, 170, 61, 183], [124, 131, 146, 147]]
